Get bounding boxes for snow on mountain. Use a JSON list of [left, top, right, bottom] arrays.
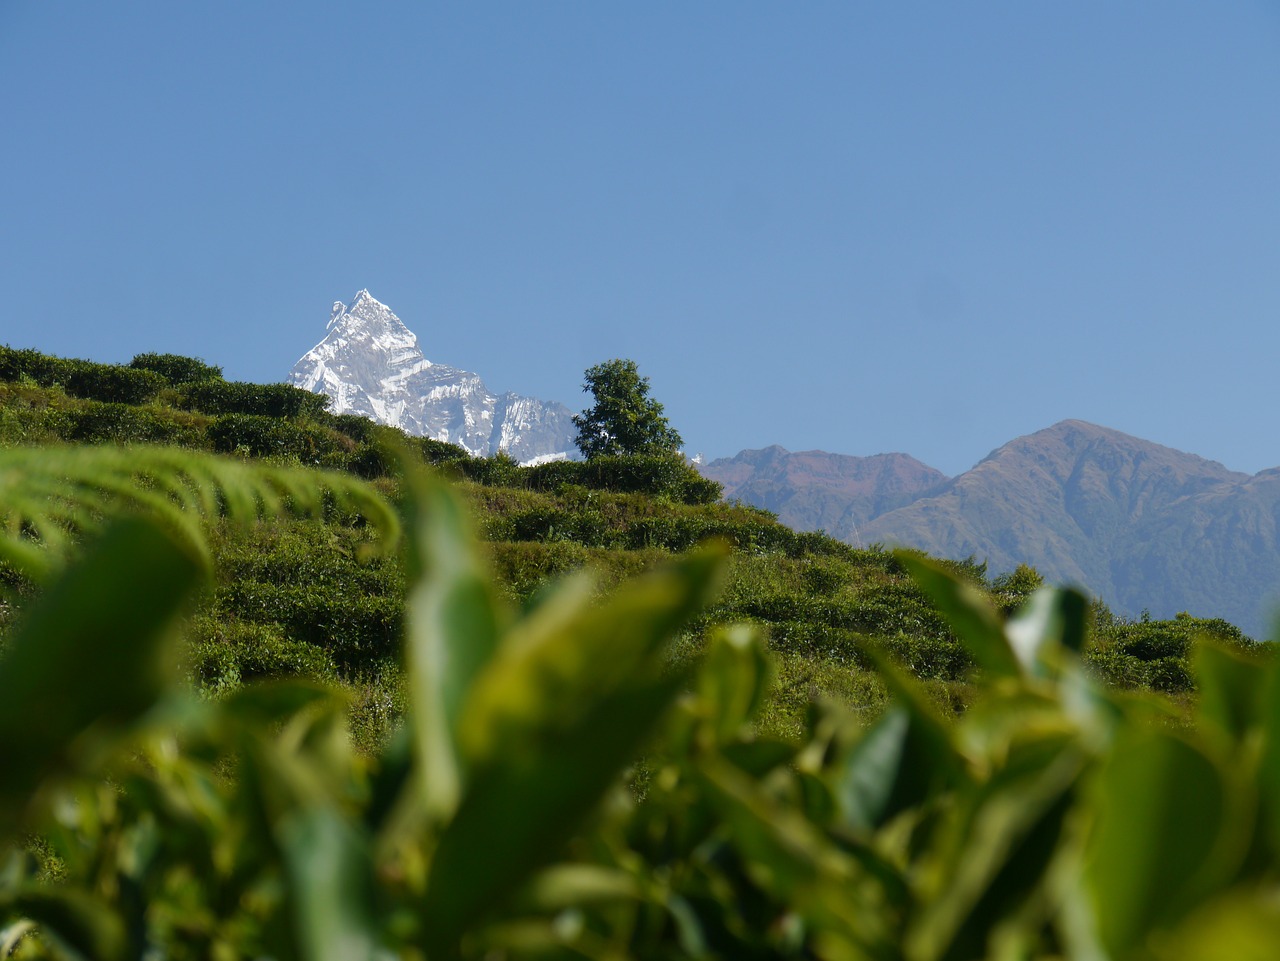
[[289, 291, 577, 464]]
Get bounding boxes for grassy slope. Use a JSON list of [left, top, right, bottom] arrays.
[[0, 348, 1255, 745]]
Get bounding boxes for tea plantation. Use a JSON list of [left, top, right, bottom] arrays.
[[0, 346, 1276, 960], [0, 346, 1257, 743]]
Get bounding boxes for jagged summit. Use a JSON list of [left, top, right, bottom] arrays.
[[290, 292, 576, 464]]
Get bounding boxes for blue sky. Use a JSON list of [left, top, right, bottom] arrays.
[[3, 3, 1278, 476]]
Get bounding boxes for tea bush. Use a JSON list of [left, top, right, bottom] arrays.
[[207, 413, 342, 461], [0, 346, 168, 405], [180, 379, 331, 419], [2, 461, 1278, 960], [128, 352, 223, 384]]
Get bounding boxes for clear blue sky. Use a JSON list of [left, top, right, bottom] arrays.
[[3, 3, 1278, 476]]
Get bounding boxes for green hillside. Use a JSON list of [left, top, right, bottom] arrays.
[[3, 346, 1280, 959], [0, 346, 1259, 745]]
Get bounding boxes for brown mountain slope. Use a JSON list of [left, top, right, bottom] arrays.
[[863, 420, 1246, 596], [700, 445, 948, 545], [862, 420, 1280, 635], [707, 421, 1280, 636]]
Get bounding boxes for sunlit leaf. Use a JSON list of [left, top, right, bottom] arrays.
[[422, 548, 725, 954], [697, 623, 772, 744], [1084, 728, 1250, 957], [402, 468, 504, 825], [0, 444, 399, 582], [279, 807, 386, 961], [1005, 586, 1088, 675], [897, 552, 1019, 678]]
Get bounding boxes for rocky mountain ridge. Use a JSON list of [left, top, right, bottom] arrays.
[[289, 291, 576, 464], [703, 422, 1280, 637]]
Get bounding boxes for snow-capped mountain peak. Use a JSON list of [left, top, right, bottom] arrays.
[[290, 292, 577, 464]]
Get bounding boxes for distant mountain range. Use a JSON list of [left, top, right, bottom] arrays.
[[702, 421, 1280, 638], [289, 291, 576, 464], [290, 299, 1279, 635]]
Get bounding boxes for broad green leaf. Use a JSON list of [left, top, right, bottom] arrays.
[[698, 759, 898, 960], [222, 680, 345, 729], [831, 706, 912, 834], [424, 673, 687, 956], [422, 548, 725, 954], [1195, 639, 1267, 747], [456, 546, 724, 767], [402, 470, 504, 824], [721, 738, 798, 777], [906, 744, 1084, 961], [897, 553, 1020, 678], [278, 807, 386, 961], [1150, 889, 1280, 961], [518, 864, 642, 911], [1084, 728, 1250, 957], [0, 518, 203, 834], [0, 444, 398, 581], [1005, 586, 1088, 675], [697, 624, 771, 743], [835, 652, 969, 834]]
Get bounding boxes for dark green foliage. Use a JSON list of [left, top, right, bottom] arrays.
[[180, 379, 331, 418], [218, 579, 402, 668], [456, 449, 523, 487], [188, 616, 337, 692], [418, 436, 473, 464], [572, 358, 683, 458], [205, 521, 403, 671], [875, 633, 973, 680], [207, 413, 341, 461], [62, 401, 201, 445], [0, 345, 168, 405], [992, 562, 1046, 615], [485, 540, 592, 601], [128, 352, 222, 384], [525, 453, 722, 504], [1085, 610, 1259, 693], [8, 467, 1280, 959]]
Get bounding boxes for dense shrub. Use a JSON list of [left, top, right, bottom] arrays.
[[344, 441, 397, 479], [187, 615, 336, 693], [484, 540, 592, 600], [63, 362, 168, 405], [129, 352, 223, 384], [763, 619, 868, 662], [876, 632, 973, 680], [62, 401, 203, 446], [459, 451, 523, 487], [181, 379, 331, 418], [801, 559, 847, 596], [218, 579, 402, 668], [524, 454, 722, 504], [507, 506, 612, 546], [419, 436, 473, 464], [207, 413, 341, 461], [0, 346, 169, 405], [1084, 610, 1261, 694]]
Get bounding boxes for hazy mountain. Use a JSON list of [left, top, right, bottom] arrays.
[[289, 291, 576, 464], [707, 421, 1280, 637], [700, 445, 949, 545]]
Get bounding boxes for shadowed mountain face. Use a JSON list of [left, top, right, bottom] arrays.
[[705, 422, 1280, 637], [700, 446, 950, 546]]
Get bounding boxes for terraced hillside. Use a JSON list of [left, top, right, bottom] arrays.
[[0, 346, 1255, 744]]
